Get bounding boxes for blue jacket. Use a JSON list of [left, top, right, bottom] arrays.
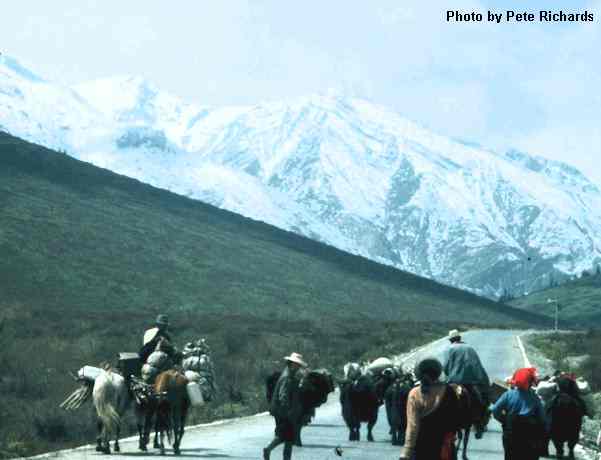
[[443, 342, 490, 386], [491, 388, 545, 422]]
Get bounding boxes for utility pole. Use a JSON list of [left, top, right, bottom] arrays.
[[547, 298, 559, 332]]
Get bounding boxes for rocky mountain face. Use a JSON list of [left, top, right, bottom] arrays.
[[2, 54, 600, 298]]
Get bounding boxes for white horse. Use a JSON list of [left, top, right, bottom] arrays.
[[93, 370, 131, 454]]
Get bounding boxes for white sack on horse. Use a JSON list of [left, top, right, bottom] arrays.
[[536, 380, 559, 401], [78, 365, 103, 382], [183, 358, 216, 401], [182, 354, 213, 373], [147, 351, 171, 369], [141, 363, 159, 382], [366, 357, 394, 375], [343, 362, 362, 381], [577, 378, 591, 394], [184, 370, 201, 382]]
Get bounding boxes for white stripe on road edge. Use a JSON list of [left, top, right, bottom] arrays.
[[516, 334, 532, 368]]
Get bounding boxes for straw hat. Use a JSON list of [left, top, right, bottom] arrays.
[[284, 352, 308, 368], [448, 329, 461, 340]]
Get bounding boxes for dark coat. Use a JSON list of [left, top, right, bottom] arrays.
[[270, 367, 303, 423], [139, 328, 172, 363]]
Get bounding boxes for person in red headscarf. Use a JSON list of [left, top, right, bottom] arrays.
[[511, 367, 538, 390], [492, 367, 545, 460]]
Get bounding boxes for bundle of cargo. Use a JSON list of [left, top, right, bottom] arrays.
[[343, 362, 362, 381], [577, 377, 596, 417], [60, 365, 104, 410], [182, 338, 211, 358], [142, 340, 175, 383], [181, 338, 216, 403], [366, 357, 395, 375]]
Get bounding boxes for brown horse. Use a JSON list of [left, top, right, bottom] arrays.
[[155, 370, 190, 455], [455, 385, 490, 460]]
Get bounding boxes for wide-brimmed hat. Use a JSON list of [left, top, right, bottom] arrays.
[[156, 314, 169, 327], [448, 329, 461, 340], [284, 352, 307, 368]]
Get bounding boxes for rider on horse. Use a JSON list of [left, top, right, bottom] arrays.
[[442, 329, 490, 438], [139, 314, 173, 363]]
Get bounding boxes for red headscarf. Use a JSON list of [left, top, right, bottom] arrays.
[[511, 367, 538, 390]]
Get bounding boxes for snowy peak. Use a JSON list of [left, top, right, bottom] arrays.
[[75, 75, 160, 119], [1, 56, 600, 299]]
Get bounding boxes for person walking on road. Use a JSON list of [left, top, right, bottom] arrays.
[[492, 367, 545, 460], [399, 358, 461, 460], [442, 329, 490, 438], [263, 352, 307, 460]]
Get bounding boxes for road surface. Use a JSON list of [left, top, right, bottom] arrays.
[[33, 330, 561, 460]]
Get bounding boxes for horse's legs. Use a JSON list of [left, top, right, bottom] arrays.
[[462, 427, 470, 460], [136, 409, 146, 451], [113, 425, 120, 453], [96, 419, 104, 452], [567, 437, 577, 459], [367, 420, 376, 442], [349, 420, 359, 441], [153, 416, 160, 449], [294, 424, 302, 447], [283, 441, 293, 460], [552, 438, 564, 458]]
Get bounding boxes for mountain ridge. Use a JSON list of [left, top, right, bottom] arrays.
[[0, 131, 550, 327], [1, 54, 600, 298]]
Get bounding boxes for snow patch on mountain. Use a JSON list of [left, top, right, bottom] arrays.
[[2, 54, 600, 298]]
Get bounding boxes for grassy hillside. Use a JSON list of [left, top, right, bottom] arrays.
[[510, 272, 601, 323], [0, 132, 544, 325]]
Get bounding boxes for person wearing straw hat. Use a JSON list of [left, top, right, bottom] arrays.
[[442, 329, 490, 438], [263, 352, 308, 460], [139, 314, 173, 363]]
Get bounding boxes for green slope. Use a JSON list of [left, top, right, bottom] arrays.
[[510, 272, 601, 324], [0, 131, 544, 325]]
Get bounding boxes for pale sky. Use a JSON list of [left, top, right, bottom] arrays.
[[2, 0, 600, 184]]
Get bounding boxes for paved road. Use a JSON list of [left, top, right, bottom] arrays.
[[35, 330, 539, 460]]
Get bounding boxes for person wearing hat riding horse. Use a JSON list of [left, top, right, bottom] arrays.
[[263, 352, 308, 460], [139, 314, 173, 363], [442, 329, 490, 438]]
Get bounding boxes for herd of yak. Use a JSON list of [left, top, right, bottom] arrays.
[[69, 355, 587, 459]]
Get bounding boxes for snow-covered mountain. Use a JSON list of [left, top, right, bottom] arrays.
[[2, 54, 600, 298]]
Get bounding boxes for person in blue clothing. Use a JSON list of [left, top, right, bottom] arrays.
[[492, 368, 545, 460], [443, 329, 490, 438]]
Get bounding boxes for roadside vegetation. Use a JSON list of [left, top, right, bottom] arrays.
[[527, 330, 601, 454], [528, 331, 601, 390]]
